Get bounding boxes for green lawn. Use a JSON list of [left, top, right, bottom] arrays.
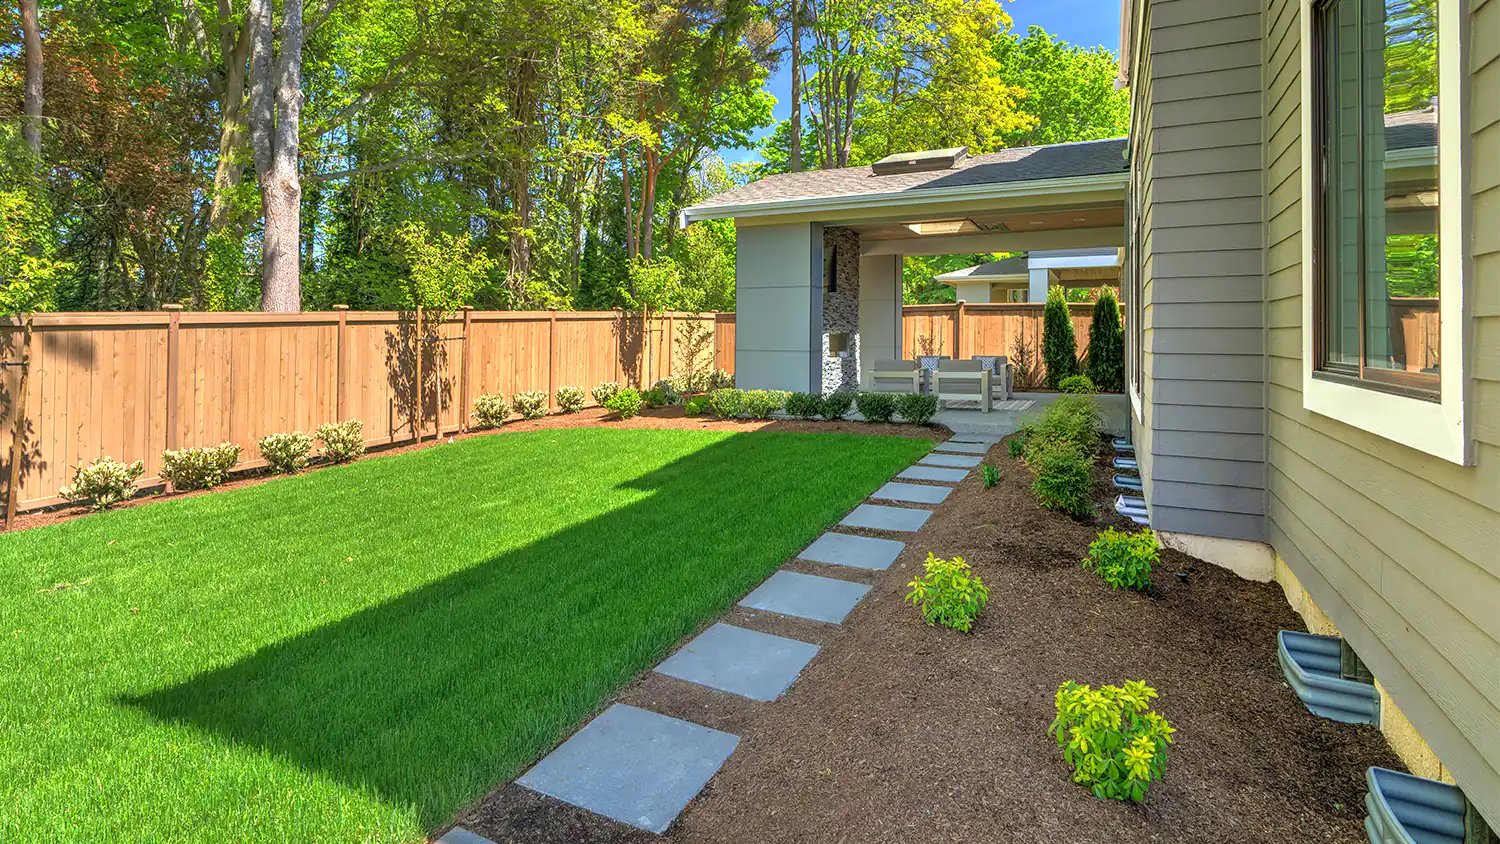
[[0, 427, 928, 843]]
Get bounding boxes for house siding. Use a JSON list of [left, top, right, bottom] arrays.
[[1134, 0, 1268, 543], [734, 222, 823, 392], [1261, 0, 1500, 824]]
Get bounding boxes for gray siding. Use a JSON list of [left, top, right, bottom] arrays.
[[1262, 0, 1500, 823], [1137, 0, 1268, 543], [734, 222, 822, 392]]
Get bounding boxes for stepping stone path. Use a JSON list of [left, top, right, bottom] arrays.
[[437, 828, 496, 844], [798, 532, 905, 571], [517, 704, 740, 833], [840, 503, 931, 532], [932, 441, 991, 454], [897, 465, 969, 483], [949, 433, 1001, 444], [918, 452, 984, 469], [739, 570, 872, 624], [655, 623, 821, 702], [871, 481, 951, 505]]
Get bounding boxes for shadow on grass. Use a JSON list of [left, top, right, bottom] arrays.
[[122, 430, 919, 832]]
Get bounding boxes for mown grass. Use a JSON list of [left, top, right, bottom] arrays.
[[0, 427, 929, 843]]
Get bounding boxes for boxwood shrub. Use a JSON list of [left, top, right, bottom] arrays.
[[856, 391, 897, 423], [820, 391, 855, 420], [896, 392, 939, 425], [784, 391, 823, 419]]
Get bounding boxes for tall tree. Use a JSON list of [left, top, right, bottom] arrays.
[[247, 0, 304, 310], [18, 0, 41, 160], [991, 26, 1130, 148]]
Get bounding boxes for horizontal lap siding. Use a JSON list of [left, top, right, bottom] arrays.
[[1141, 0, 1267, 542], [1262, 0, 1500, 822]]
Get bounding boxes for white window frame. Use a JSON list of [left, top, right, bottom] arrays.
[[1298, 0, 1470, 464]]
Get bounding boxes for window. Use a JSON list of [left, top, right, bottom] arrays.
[[1124, 181, 1143, 414], [1313, 0, 1441, 399]]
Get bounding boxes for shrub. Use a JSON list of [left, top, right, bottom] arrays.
[[473, 394, 509, 428], [981, 463, 1000, 488], [856, 391, 897, 423], [315, 420, 366, 463], [684, 395, 709, 416], [1059, 374, 1096, 395], [905, 553, 990, 633], [257, 431, 315, 474], [784, 391, 823, 419], [642, 387, 671, 408], [555, 385, 586, 413], [1087, 287, 1125, 392], [895, 392, 939, 425], [1050, 680, 1175, 802], [707, 388, 745, 418], [1028, 439, 1094, 517], [820, 391, 855, 420], [1084, 528, 1159, 590], [709, 369, 735, 390], [603, 388, 642, 419], [1023, 395, 1102, 461], [1007, 436, 1025, 459], [1011, 334, 1043, 391], [511, 390, 548, 420], [592, 382, 621, 405], [650, 379, 682, 404], [58, 456, 145, 510], [160, 443, 241, 491], [741, 389, 785, 419], [1042, 285, 1080, 388]]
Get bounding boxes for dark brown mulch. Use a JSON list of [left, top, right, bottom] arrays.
[[450, 436, 1402, 844]]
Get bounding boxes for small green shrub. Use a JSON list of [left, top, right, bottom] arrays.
[[856, 391, 897, 423], [603, 388, 642, 419], [741, 389, 786, 419], [58, 456, 145, 510], [1007, 436, 1025, 459], [981, 463, 1000, 488], [895, 392, 939, 425], [555, 385, 586, 413], [650, 379, 682, 404], [1084, 528, 1159, 590], [511, 390, 549, 420], [707, 388, 745, 418], [642, 387, 671, 408], [160, 443, 241, 491], [819, 391, 855, 420], [257, 431, 315, 474], [905, 552, 990, 633], [315, 420, 366, 463], [473, 394, 509, 428], [709, 369, 735, 390], [1023, 394, 1102, 461], [1059, 374, 1097, 395], [1028, 440, 1094, 517], [591, 382, 621, 405], [684, 395, 709, 416], [1050, 680, 1175, 802], [784, 391, 823, 419]]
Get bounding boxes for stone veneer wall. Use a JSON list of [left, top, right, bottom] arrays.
[[821, 227, 861, 393]]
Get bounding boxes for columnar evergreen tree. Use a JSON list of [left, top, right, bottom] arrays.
[[1042, 284, 1079, 388], [1086, 287, 1124, 392]]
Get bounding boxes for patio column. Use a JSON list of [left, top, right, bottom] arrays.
[[734, 221, 824, 391], [858, 253, 901, 389], [1028, 266, 1050, 303]]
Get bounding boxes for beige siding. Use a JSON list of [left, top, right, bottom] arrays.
[[1261, 0, 1500, 823]]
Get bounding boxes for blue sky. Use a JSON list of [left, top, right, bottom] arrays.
[[722, 0, 1122, 163]]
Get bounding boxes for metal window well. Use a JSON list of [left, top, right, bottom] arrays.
[[1114, 494, 1149, 526], [1114, 474, 1143, 492], [1113, 456, 1139, 472], [1277, 631, 1380, 725], [1364, 767, 1469, 844], [1112, 437, 1135, 454]]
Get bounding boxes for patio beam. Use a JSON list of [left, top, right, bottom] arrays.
[[861, 226, 1124, 257]]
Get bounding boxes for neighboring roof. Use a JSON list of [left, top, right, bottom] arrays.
[[1385, 109, 1437, 151], [934, 248, 1123, 285], [935, 256, 1029, 284], [685, 137, 1128, 217]]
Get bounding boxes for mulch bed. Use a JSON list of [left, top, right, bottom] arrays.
[[451, 436, 1402, 844]]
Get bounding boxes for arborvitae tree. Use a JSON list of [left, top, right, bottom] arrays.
[[1042, 284, 1079, 388], [1087, 287, 1124, 392]]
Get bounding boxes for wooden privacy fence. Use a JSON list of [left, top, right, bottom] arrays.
[[1, 308, 734, 516], [902, 302, 1099, 376]]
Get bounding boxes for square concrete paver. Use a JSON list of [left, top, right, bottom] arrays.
[[437, 829, 497, 844], [919, 452, 984, 469], [897, 465, 969, 483], [949, 433, 1001, 444], [739, 570, 872, 624], [840, 503, 931, 532], [655, 623, 820, 701], [798, 531, 905, 570], [871, 481, 952, 505], [516, 704, 739, 833], [933, 441, 991, 454]]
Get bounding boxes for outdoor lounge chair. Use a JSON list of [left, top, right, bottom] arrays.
[[869, 359, 922, 393], [933, 359, 992, 412], [972, 355, 1012, 402]]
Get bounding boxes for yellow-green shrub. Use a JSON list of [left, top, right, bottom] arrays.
[[58, 456, 145, 510], [160, 443, 241, 491], [1084, 528, 1159, 590], [315, 420, 366, 463], [473, 394, 509, 428], [555, 385, 586, 413], [904, 553, 990, 633], [257, 431, 315, 474], [1050, 680, 1174, 802]]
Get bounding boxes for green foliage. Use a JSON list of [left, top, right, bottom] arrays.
[[592, 382, 622, 405], [511, 390, 549, 420], [1086, 288, 1125, 392], [258, 432, 316, 474], [58, 457, 145, 510], [315, 421, 367, 464], [707, 388, 745, 419], [895, 392, 939, 425], [473, 394, 510, 428], [1007, 435, 1025, 459], [555, 386, 586, 414], [602, 388, 642, 419], [392, 222, 497, 312], [1050, 680, 1175, 802], [649, 379, 682, 404], [709, 370, 735, 390], [1023, 395, 1102, 460], [981, 463, 1000, 488], [673, 318, 717, 393], [741, 390, 786, 420], [0, 131, 68, 313], [905, 553, 991, 633], [1084, 528, 1159, 591], [1028, 439, 1093, 517], [1043, 285, 1080, 388], [784, 392, 824, 420], [684, 395, 709, 416], [991, 27, 1131, 148], [642, 387, 671, 408], [160, 443, 242, 492], [819, 391, 855, 421], [1059, 375, 1096, 395], [856, 392, 898, 423]]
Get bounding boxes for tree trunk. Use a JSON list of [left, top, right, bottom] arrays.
[[209, 23, 252, 231], [640, 148, 659, 261], [788, 0, 802, 172], [19, 0, 42, 161], [249, 0, 304, 311]]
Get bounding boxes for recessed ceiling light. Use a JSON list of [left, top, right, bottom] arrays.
[[1029, 221, 1045, 226], [1072, 217, 1087, 222], [905, 219, 975, 236]]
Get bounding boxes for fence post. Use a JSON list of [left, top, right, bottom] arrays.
[[333, 305, 349, 422], [547, 309, 558, 410], [4, 314, 33, 530], [413, 305, 423, 444], [954, 300, 965, 360], [460, 307, 472, 432], [164, 305, 183, 452]]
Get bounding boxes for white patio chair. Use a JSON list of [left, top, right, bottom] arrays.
[[972, 355, 1012, 402], [869, 359, 922, 393], [933, 359, 992, 412]]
